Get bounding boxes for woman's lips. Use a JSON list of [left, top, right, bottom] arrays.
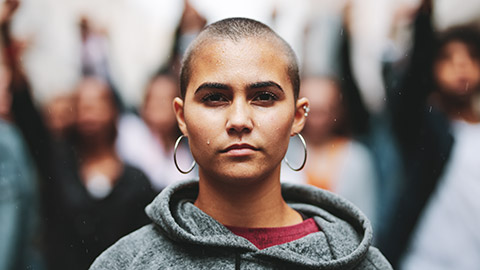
[[222, 143, 258, 156]]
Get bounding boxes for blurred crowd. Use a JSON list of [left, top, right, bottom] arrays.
[[1, 0, 480, 269]]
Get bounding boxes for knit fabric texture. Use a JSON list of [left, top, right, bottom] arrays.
[[90, 180, 392, 269]]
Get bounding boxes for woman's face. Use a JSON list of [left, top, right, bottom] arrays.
[[301, 78, 342, 138], [174, 38, 307, 183], [76, 79, 117, 139], [142, 76, 178, 133], [434, 41, 480, 96]]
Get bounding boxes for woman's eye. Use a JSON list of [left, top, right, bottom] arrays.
[[253, 92, 278, 103], [201, 93, 228, 104]]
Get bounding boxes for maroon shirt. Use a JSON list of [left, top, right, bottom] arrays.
[[226, 218, 320, 250]]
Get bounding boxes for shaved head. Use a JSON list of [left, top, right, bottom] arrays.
[[179, 17, 299, 100]]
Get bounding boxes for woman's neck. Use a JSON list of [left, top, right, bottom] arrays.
[[194, 168, 302, 228]]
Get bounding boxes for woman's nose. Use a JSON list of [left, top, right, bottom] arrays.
[[226, 100, 253, 135]]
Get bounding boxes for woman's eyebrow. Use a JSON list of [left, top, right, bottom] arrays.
[[195, 82, 230, 94], [248, 81, 283, 92]]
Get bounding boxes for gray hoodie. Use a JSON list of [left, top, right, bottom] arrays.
[[90, 180, 392, 269]]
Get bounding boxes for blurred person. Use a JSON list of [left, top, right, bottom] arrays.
[[126, 0, 206, 147], [399, 25, 480, 270], [117, 73, 195, 191], [380, 1, 480, 268], [283, 76, 377, 227], [142, 75, 179, 148], [0, 65, 44, 270], [339, 4, 404, 243], [90, 17, 391, 270], [3, 3, 156, 266], [44, 77, 156, 270], [0, 116, 44, 270], [0, 2, 46, 268], [141, 74, 196, 189]]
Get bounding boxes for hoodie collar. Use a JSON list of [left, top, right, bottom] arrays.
[[146, 180, 372, 269]]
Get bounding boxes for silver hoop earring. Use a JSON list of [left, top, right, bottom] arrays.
[[174, 135, 196, 174], [284, 133, 307, 171]]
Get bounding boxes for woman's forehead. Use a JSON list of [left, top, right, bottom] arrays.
[[187, 38, 292, 91], [195, 37, 284, 59]]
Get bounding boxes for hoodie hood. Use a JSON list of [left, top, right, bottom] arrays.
[[145, 180, 375, 269]]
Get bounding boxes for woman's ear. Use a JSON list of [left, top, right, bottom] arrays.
[[291, 97, 309, 136], [173, 97, 188, 136]]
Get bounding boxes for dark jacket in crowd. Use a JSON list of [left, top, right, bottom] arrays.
[[379, 7, 454, 268], [45, 145, 156, 270]]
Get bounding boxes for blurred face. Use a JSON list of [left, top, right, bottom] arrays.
[[142, 76, 178, 132], [301, 78, 342, 138], [434, 41, 480, 96], [75, 79, 117, 138], [174, 38, 307, 183]]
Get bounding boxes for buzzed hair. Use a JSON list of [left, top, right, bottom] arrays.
[[179, 17, 300, 100]]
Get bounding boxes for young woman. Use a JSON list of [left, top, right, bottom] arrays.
[[45, 77, 156, 270], [117, 73, 195, 191], [281, 76, 378, 228], [380, 4, 480, 268], [90, 18, 391, 270]]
